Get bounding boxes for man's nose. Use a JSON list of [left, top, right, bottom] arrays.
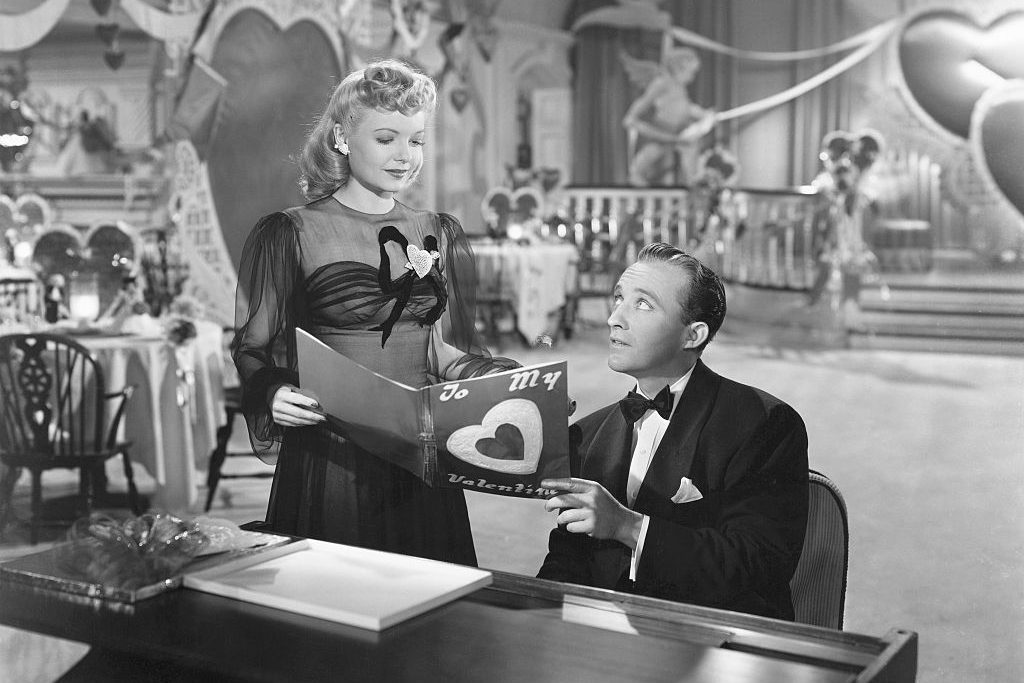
[[607, 302, 625, 328]]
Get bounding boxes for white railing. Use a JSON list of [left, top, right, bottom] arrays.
[[550, 186, 823, 292]]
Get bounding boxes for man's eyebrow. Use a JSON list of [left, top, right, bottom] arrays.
[[634, 286, 662, 302]]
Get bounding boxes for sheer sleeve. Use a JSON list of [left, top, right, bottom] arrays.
[[230, 211, 306, 461], [428, 212, 520, 381]]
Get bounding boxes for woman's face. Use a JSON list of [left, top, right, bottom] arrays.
[[341, 108, 427, 199]]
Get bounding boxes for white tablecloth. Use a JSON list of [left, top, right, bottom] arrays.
[[77, 320, 225, 512], [473, 242, 578, 343]]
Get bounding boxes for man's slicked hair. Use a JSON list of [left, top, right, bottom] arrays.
[[636, 242, 726, 352]]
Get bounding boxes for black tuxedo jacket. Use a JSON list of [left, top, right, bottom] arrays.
[[538, 360, 808, 620]]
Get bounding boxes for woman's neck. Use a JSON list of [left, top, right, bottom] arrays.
[[332, 183, 395, 215]]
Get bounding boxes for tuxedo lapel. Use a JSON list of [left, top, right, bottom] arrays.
[[579, 408, 633, 505], [635, 361, 719, 514]]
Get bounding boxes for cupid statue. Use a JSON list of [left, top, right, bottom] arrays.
[[621, 46, 716, 187]]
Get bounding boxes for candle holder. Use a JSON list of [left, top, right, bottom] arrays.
[[68, 271, 100, 322]]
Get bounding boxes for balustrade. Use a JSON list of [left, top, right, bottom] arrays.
[[551, 185, 824, 294]]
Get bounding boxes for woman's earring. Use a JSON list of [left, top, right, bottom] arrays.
[[335, 140, 349, 155]]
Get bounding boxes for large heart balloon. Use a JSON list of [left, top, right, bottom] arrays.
[[207, 11, 342, 267], [972, 80, 1024, 219], [899, 10, 1024, 139]]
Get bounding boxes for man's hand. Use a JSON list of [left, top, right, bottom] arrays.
[[542, 478, 643, 549], [271, 385, 326, 427]]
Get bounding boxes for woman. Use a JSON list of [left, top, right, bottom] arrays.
[[232, 60, 517, 565]]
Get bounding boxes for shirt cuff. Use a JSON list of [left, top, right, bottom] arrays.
[[629, 515, 652, 582]]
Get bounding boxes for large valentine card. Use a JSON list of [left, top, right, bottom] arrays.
[[296, 329, 569, 498]]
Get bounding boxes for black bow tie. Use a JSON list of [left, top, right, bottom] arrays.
[[619, 385, 673, 423]]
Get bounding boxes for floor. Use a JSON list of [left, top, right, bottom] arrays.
[[1, 313, 1022, 682]]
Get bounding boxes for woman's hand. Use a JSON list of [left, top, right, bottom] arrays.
[[271, 385, 327, 427]]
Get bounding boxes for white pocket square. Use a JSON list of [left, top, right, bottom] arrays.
[[671, 477, 704, 504]]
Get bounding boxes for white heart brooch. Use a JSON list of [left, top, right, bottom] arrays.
[[405, 244, 440, 278]]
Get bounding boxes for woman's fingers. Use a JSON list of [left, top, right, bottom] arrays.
[[272, 386, 327, 426]]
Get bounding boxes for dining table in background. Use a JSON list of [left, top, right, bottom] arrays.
[[471, 240, 578, 345], [72, 319, 226, 512]]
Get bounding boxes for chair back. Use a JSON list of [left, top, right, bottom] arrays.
[[0, 333, 107, 461], [790, 469, 849, 630]]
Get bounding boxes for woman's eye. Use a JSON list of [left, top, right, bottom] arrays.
[[376, 137, 393, 145], [411, 139, 425, 147]]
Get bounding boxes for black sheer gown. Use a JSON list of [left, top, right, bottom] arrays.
[[232, 196, 518, 565]]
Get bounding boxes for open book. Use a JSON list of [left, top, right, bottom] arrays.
[[296, 329, 569, 498]]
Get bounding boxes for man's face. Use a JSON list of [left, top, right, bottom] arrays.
[[607, 261, 693, 388]]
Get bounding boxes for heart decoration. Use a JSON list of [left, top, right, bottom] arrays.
[[96, 22, 120, 46], [449, 87, 470, 113], [446, 399, 543, 475], [971, 79, 1024, 219], [537, 168, 562, 193], [30, 224, 139, 311], [898, 10, 1024, 139], [205, 10, 342, 267], [103, 49, 125, 71], [480, 186, 542, 234], [475, 423, 525, 461], [90, 0, 112, 16], [404, 243, 438, 278]]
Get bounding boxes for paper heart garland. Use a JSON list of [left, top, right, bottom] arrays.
[[898, 10, 1024, 139], [96, 23, 120, 46], [971, 79, 1024, 219], [103, 50, 125, 71], [404, 244, 438, 278], [90, 0, 112, 16], [446, 399, 543, 475], [449, 87, 470, 113]]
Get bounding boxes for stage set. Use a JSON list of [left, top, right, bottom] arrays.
[[2, 0, 1024, 681]]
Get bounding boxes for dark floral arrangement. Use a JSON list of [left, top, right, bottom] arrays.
[[162, 295, 204, 346]]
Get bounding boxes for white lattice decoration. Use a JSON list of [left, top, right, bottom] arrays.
[[170, 140, 237, 325]]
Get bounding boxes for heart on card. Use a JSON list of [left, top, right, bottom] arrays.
[[446, 399, 543, 475], [405, 244, 437, 278], [475, 423, 525, 461], [971, 80, 1024, 219], [898, 10, 1024, 139]]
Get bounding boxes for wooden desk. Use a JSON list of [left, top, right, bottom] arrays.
[[0, 570, 916, 682]]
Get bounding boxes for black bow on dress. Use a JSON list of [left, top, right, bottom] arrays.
[[372, 225, 446, 347]]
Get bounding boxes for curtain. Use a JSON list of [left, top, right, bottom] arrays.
[[567, 0, 735, 185], [789, 0, 850, 185]]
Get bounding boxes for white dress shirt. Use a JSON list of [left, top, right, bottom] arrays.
[[627, 368, 694, 580]]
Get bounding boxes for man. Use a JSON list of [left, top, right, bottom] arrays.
[[538, 243, 808, 620]]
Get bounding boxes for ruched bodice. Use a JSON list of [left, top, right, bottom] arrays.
[[231, 197, 519, 566]]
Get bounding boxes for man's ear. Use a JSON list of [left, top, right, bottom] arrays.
[[682, 321, 709, 349]]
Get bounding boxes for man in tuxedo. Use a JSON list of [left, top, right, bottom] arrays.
[[538, 243, 808, 620]]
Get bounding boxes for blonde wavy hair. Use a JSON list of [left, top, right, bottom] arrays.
[[298, 59, 438, 201]]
